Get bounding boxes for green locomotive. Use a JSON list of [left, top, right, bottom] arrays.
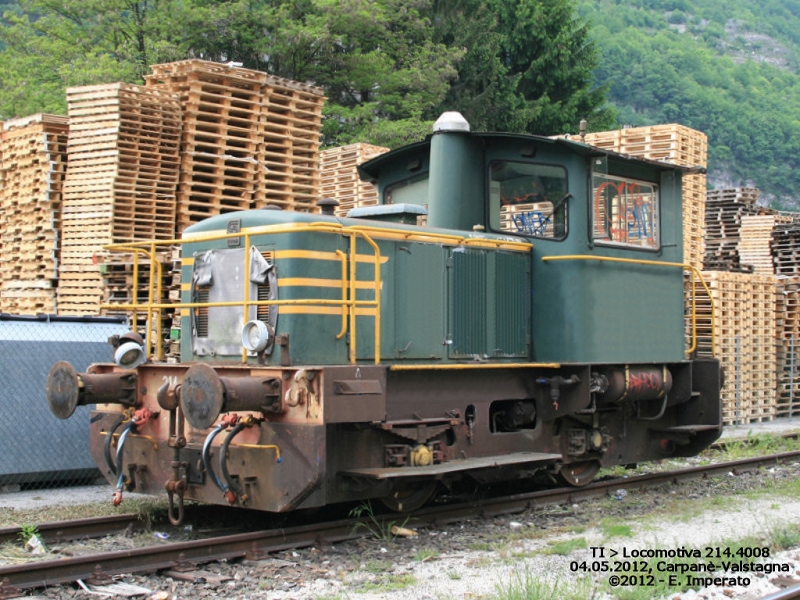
[[46, 112, 721, 524]]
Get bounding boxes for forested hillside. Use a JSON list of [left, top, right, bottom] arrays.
[[3, 0, 800, 208], [579, 0, 800, 208]]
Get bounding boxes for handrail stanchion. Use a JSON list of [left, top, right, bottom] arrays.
[[336, 250, 348, 340]]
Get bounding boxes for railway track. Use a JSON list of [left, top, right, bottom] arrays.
[[0, 513, 143, 547], [1, 450, 799, 598], [764, 584, 800, 600]]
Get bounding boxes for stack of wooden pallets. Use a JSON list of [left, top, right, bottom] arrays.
[[704, 188, 769, 271], [700, 188, 800, 423], [257, 73, 326, 211], [57, 83, 182, 315], [772, 223, 800, 275], [776, 276, 800, 417], [574, 123, 708, 270], [145, 60, 326, 230], [618, 124, 707, 167], [0, 114, 69, 314], [319, 143, 388, 216], [772, 223, 800, 418], [687, 271, 777, 424]]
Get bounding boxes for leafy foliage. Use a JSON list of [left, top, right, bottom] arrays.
[[0, 0, 188, 115], [8, 0, 800, 205], [0, 0, 611, 148], [430, 0, 615, 134], [491, 0, 615, 133]]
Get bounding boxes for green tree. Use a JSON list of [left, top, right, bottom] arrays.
[[169, 0, 464, 147], [490, 0, 615, 135], [0, 0, 186, 117], [430, 0, 530, 131], [429, 0, 614, 135]]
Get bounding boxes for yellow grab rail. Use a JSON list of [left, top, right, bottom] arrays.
[[106, 244, 165, 361], [540, 254, 715, 357], [102, 223, 383, 364]]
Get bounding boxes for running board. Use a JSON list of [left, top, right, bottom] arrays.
[[650, 424, 720, 434], [649, 424, 721, 442], [341, 451, 562, 480]]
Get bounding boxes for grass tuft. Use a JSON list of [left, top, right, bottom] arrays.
[[543, 537, 588, 555], [494, 569, 595, 600]]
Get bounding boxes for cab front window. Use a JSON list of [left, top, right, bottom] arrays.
[[489, 162, 568, 239]]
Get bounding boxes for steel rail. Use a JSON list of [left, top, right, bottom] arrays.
[[405, 450, 800, 525], [1, 451, 799, 593], [0, 513, 142, 547], [761, 584, 800, 600], [0, 517, 363, 591]]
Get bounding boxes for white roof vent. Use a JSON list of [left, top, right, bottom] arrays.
[[433, 111, 470, 133]]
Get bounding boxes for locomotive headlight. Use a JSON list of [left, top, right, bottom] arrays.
[[114, 341, 146, 369], [242, 320, 271, 353]]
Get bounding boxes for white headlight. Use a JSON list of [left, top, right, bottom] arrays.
[[242, 320, 271, 352], [114, 341, 146, 369]]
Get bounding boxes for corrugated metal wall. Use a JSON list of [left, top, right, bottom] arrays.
[[0, 316, 129, 488]]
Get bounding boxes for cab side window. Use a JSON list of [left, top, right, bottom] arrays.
[[489, 162, 568, 239], [592, 173, 659, 249], [386, 173, 429, 206]]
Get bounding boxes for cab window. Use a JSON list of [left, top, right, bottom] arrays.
[[489, 162, 568, 239], [386, 173, 428, 206], [592, 173, 659, 249]]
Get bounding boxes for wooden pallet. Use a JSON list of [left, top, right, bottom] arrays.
[[577, 123, 708, 167], [62, 82, 182, 243], [57, 83, 182, 314], [739, 215, 776, 274], [776, 276, 800, 417], [772, 224, 800, 276], [704, 188, 772, 271], [255, 80, 324, 212]]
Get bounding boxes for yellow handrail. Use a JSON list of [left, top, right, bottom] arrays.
[[108, 245, 165, 360], [113, 221, 532, 253], [540, 254, 715, 357], [102, 223, 383, 365], [335, 250, 348, 340], [352, 230, 382, 364]]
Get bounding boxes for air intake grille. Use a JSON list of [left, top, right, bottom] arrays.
[[195, 288, 209, 337]]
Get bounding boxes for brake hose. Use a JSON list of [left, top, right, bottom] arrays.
[[103, 415, 125, 476]]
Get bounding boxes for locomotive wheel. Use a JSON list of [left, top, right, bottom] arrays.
[[380, 482, 438, 513], [558, 460, 600, 487]]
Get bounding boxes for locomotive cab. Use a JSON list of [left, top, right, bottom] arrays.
[[46, 112, 722, 520]]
